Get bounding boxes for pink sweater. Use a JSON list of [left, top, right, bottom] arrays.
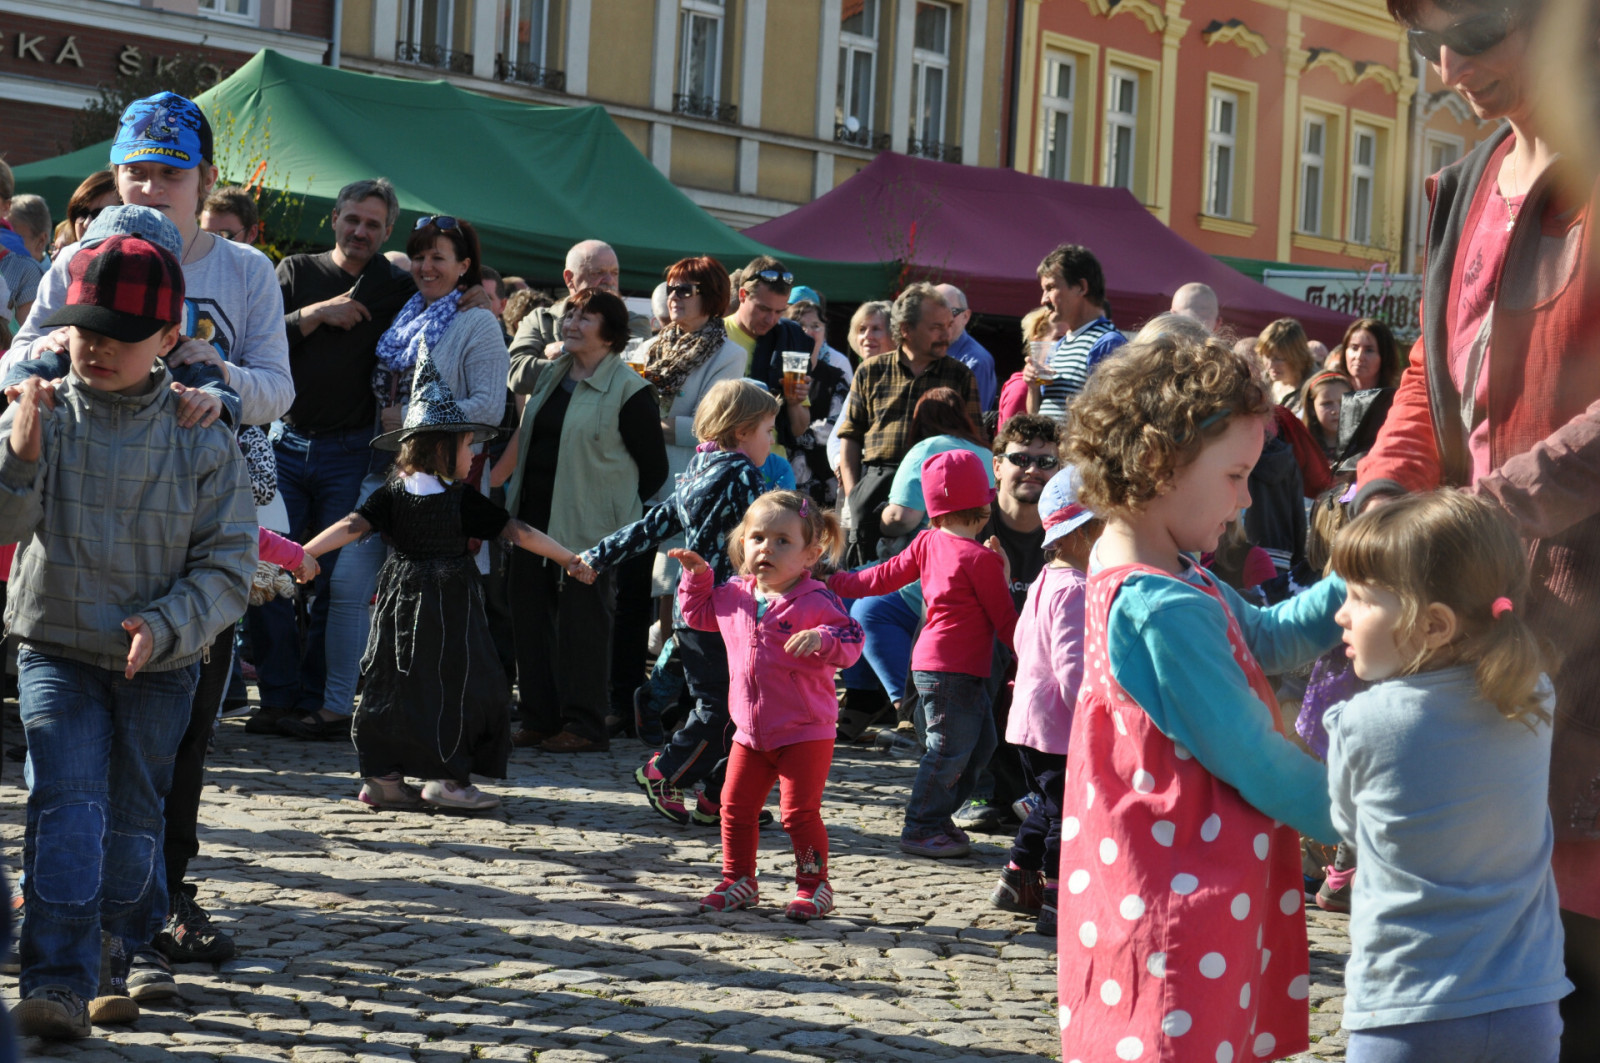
[[827, 528, 1017, 677], [678, 568, 864, 751], [1005, 563, 1086, 755], [258, 527, 304, 570]]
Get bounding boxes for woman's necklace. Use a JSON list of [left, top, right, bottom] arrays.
[[1503, 151, 1520, 232]]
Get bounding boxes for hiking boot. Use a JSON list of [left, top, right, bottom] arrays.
[[635, 754, 690, 825], [785, 877, 835, 922], [899, 831, 971, 859], [13, 986, 90, 1039], [420, 780, 501, 812], [990, 866, 1046, 914], [89, 933, 140, 1025], [698, 876, 760, 913], [155, 891, 236, 964], [127, 946, 178, 1003], [1036, 885, 1059, 937]]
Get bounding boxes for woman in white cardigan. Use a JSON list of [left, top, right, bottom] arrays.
[[284, 215, 510, 739], [635, 255, 745, 609]]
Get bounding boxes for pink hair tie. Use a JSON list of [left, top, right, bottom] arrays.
[[1491, 597, 1514, 619]]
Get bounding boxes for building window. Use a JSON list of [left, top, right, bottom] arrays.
[[399, 0, 472, 74], [677, 0, 727, 114], [1039, 52, 1075, 181], [1349, 124, 1377, 244], [837, 0, 883, 148], [1426, 134, 1461, 177], [497, 0, 563, 89], [910, 1, 956, 160], [1206, 90, 1237, 217], [1299, 115, 1326, 235], [1104, 67, 1138, 190], [197, 0, 252, 18]]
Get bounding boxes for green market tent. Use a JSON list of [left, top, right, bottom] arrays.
[[15, 49, 894, 300]]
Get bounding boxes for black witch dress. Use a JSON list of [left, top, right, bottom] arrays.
[[354, 476, 513, 783]]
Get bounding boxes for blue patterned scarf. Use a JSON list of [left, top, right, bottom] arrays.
[[375, 288, 461, 375]]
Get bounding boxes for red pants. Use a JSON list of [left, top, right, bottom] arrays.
[[721, 738, 834, 881]]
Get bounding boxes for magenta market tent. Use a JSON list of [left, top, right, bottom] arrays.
[[746, 152, 1354, 341]]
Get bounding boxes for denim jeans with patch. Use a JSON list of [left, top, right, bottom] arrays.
[[18, 648, 198, 1000], [905, 669, 996, 838]]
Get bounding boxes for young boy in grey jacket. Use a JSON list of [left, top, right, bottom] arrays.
[[0, 235, 256, 1039]]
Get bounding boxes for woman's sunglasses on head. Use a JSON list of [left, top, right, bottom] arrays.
[[414, 215, 461, 232]]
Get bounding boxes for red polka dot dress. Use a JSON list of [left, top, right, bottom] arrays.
[[1057, 563, 1311, 1063]]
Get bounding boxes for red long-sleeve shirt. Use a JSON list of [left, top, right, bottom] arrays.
[[828, 528, 1016, 678]]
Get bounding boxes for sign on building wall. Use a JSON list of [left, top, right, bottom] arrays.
[[1262, 269, 1422, 343]]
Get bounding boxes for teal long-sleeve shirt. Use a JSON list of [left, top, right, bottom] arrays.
[[1105, 563, 1346, 843]]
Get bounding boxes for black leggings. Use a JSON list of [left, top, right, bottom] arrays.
[[163, 625, 234, 900]]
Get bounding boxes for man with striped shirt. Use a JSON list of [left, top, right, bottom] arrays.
[[1023, 244, 1124, 419]]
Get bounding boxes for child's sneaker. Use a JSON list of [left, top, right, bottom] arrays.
[[635, 753, 690, 825], [990, 866, 1045, 914], [1011, 791, 1044, 822], [1316, 865, 1354, 914], [12, 985, 90, 1039], [1036, 885, 1058, 937], [89, 932, 140, 1025], [785, 878, 834, 922], [899, 831, 971, 859], [698, 876, 760, 913], [157, 891, 236, 963], [690, 793, 774, 827], [420, 780, 500, 812], [127, 946, 178, 1003]]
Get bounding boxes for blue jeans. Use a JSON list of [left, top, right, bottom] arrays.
[[852, 592, 918, 704], [1347, 1002, 1561, 1063], [249, 426, 374, 713], [905, 669, 995, 838], [17, 648, 198, 1000], [321, 469, 390, 716]]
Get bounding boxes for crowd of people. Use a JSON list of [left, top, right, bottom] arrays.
[[0, 0, 1595, 1057]]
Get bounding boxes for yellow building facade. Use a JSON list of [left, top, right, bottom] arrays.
[[337, 0, 1013, 227]]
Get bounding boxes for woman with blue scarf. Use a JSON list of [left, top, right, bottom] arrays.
[[284, 215, 509, 740]]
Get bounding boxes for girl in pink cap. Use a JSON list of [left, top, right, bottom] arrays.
[[827, 448, 1017, 859]]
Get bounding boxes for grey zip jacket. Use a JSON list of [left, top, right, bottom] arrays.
[[0, 366, 257, 672]]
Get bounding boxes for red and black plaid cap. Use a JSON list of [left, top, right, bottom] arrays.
[[45, 234, 185, 343]]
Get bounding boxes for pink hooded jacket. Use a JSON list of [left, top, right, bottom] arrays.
[[679, 567, 864, 751]]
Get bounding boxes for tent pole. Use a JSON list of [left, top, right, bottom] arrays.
[[1005, 0, 1023, 168], [330, 0, 344, 68]]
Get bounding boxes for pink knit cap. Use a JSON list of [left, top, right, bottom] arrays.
[[921, 449, 997, 518]]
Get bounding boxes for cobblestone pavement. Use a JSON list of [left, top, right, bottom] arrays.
[[0, 714, 1351, 1062]]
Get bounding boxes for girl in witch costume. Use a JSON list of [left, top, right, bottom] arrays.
[[304, 346, 593, 813]]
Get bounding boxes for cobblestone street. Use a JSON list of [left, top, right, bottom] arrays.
[[0, 715, 1351, 1062]]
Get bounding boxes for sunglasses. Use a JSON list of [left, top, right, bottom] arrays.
[[754, 268, 795, 286], [74, 206, 109, 226], [1406, 9, 1517, 62], [414, 215, 461, 231], [665, 282, 700, 298], [1001, 452, 1060, 471]]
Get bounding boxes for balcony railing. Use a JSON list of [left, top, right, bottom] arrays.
[[673, 92, 738, 124], [396, 41, 474, 75], [834, 123, 891, 151], [495, 56, 566, 92], [907, 138, 963, 164]]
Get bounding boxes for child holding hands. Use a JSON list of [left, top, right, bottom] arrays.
[[827, 448, 1017, 859], [303, 351, 591, 813], [673, 490, 863, 920], [1057, 332, 1346, 1063], [1326, 492, 1568, 1062]]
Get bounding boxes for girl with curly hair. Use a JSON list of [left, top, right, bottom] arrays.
[[1056, 332, 1348, 1063]]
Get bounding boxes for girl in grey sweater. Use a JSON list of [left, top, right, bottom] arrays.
[[1326, 491, 1570, 1063]]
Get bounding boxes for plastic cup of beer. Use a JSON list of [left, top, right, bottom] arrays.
[[782, 351, 810, 393], [624, 347, 649, 376], [1028, 341, 1053, 382]]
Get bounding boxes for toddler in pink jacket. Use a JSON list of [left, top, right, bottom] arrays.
[[671, 490, 863, 922], [990, 467, 1102, 937]]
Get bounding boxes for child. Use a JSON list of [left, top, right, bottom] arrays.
[[826, 448, 1017, 859], [990, 467, 1101, 937], [1326, 491, 1569, 1062], [1057, 332, 1346, 1063], [671, 490, 863, 920], [0, 235, 257, 1038], [581, 379, 777, 826], [303, 350, 591, 813]]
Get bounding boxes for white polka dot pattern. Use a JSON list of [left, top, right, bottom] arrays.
[[1162, 1010, 1192, 1036], [1171, 873, 1199, 895], [1230, 894, 1251, 920], [1079, 921, 1098, 947], [1099, 838, 1118, 864], [1200, 814, 1222, 841], [1147, 952, 1167, 978], [1199, 953, 1227, 979], [1119, 895, 1146, 920], [1116, 1036, 1144, 1060], [1101, 979, 1123, 1005], [1151, 820, 1176, 847], [1132, 769, 1155, 793], [1067, 869, 1091, 894], [1287, 974, 1309, 1000], [1252, 1033, 1276, 1057]]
